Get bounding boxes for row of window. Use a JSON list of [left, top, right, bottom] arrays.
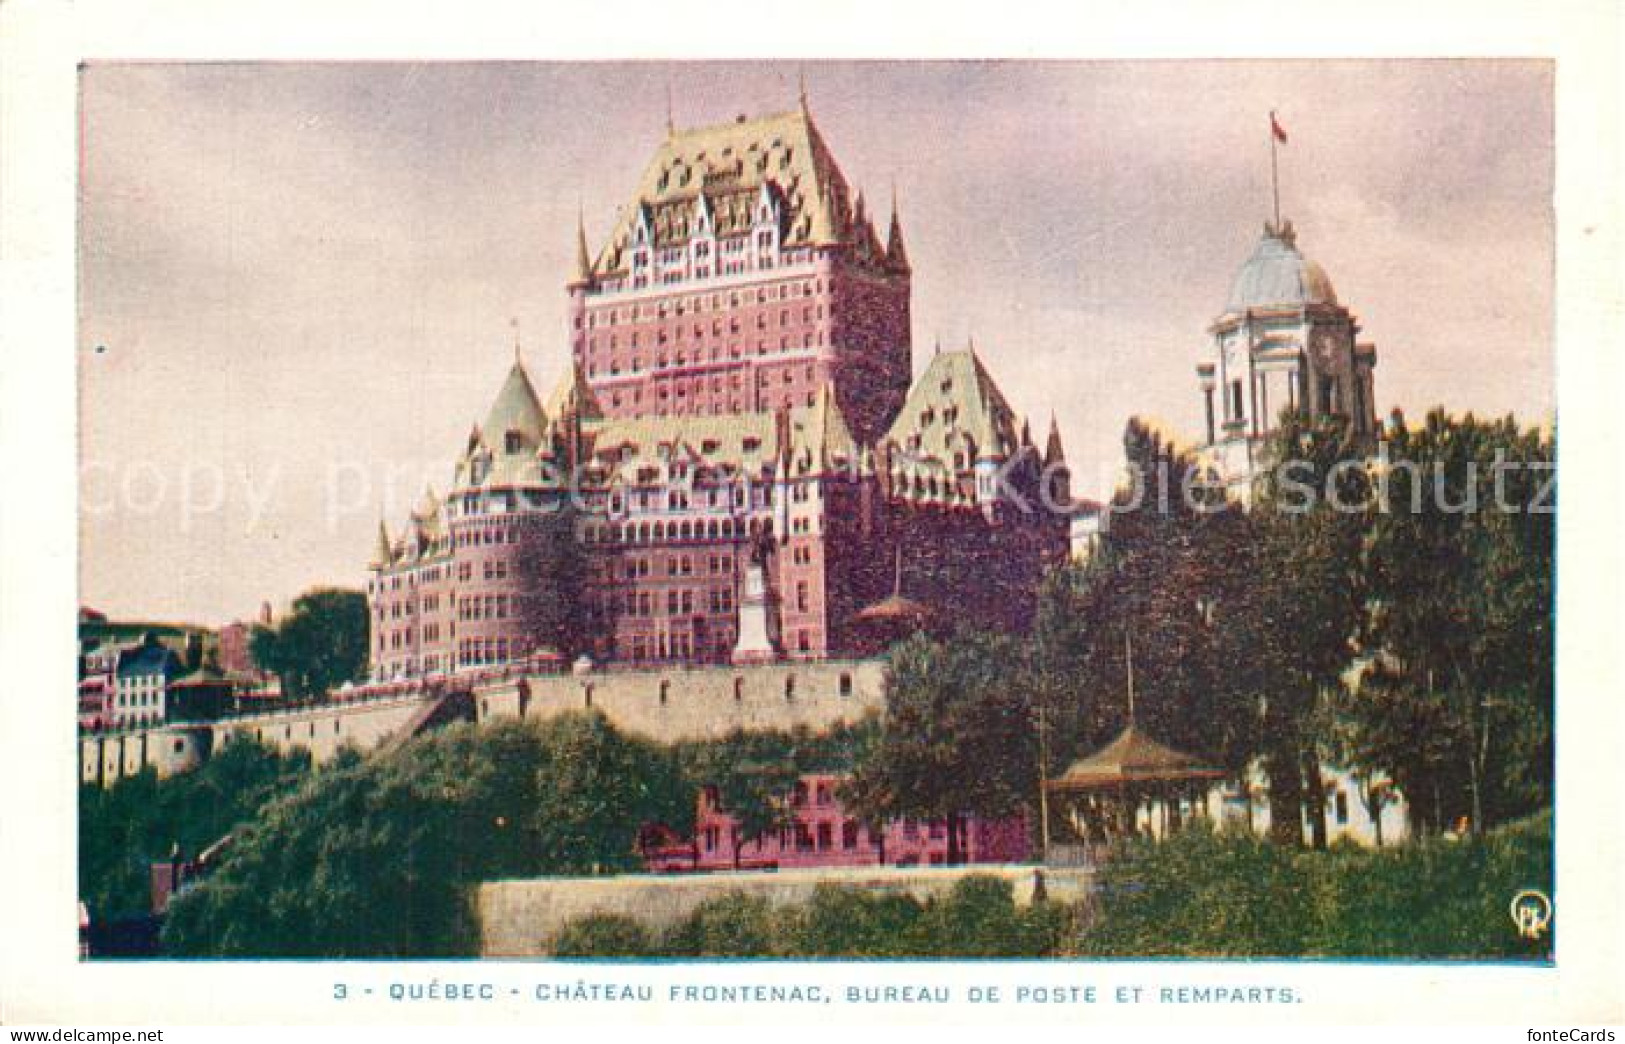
[[583, 279, 823, 329], [617, 552, 736, 581], [606, 393, 821, 419], [619, 586, 733, 618], [583, 515, 768, 545], [586, 304, 821, 349], [458, 638, 511, 666], [459, 594, 511, 621]]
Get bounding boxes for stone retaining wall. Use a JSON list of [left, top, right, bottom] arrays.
[[478, 864, 1091, 956]]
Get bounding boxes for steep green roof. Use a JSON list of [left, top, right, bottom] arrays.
[[592, 105, 856, 275], [787, 382, 860, 476], [481, 360, 548, 450]]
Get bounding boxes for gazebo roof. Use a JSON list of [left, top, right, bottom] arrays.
[[1045, 725, 1224, 792], [853, 592, 934, 624]]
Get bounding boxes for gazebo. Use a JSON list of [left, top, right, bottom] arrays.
[[850, 547, 938, 653], [1043, 724, 1224, 860]]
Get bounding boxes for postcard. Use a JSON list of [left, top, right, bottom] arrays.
[[1, 0, 1620, 1034]]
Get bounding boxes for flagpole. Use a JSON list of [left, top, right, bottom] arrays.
[[1269, 110, 1281, 233]]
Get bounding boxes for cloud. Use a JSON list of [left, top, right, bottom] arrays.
[[78, 61, 1553, 622]]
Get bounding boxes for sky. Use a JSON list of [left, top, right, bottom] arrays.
[[77, 61, 1554, 625]]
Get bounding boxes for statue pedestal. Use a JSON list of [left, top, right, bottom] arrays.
[[730, 563, 778, 664]]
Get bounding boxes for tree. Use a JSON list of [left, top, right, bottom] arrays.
[[1348, 410, 1554, 836], [845, 629, 1035, 865], [163, 713, 690, 957], [1028, 420, 1261, 830], [250, 588, 368, 701], [1246, 410, 1374, 847], [79, 737, 309, 921], [671, 719, 879, 868], [678, 731, 801, 869]]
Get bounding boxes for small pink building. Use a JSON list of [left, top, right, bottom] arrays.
[[643, 772, 1029, 872]]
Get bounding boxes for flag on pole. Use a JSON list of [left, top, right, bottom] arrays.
[[1270, 111, 1288, 144]]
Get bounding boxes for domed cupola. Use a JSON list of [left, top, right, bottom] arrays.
[[1226, 220, 1337, 313]]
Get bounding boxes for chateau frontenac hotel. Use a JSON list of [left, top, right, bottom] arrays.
[[366, 99, 1073, 682]]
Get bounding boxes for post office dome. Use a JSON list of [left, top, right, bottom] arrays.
[[1226, 221, 1338, 312]]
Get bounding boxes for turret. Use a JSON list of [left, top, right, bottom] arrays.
[[1043, 414, 1066, 469], [885, 190, 910, 273], [371, 519, 394, 570], [570, 212, 593, 288]]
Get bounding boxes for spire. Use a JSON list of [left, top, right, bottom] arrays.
[[414, 484, 439, 520], [666, 80, 675, 137], [571, 212, 593, 286], [798, 68, 809, 116], [885, 182, 910, 273], [510, 317, 522, 364], [371, 519, 393, 569], [1043, 412, 1066, 467]]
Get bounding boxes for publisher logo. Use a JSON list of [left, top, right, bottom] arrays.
[[1510, 889, 1553, 940]]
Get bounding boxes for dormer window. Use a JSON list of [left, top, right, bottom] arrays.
[[505, 431, 523, 454]]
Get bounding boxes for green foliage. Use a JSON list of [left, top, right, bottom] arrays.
[[1082, 825, 1312, 957], [846, 629, 1034, 862], [1032, 420, 1260, 779], [789, 884, 929, 958], [914, 875, 1068, 958], [1247, 410, 1375, 845], [250, 588, 369, 701], [1352, 410, 1554, 834], [1082, 814, 1553, 958], [549, 878, 1068, 959], [551, 913, 655, 958], [78, 737, 310, 920], [670, 720, 879, 865], [162, 712, 689, 957], [662, 891, 781, 957], [1304, 811, 1553, 958]]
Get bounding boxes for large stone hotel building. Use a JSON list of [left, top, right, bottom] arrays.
[[366, 99, 1071, 682]]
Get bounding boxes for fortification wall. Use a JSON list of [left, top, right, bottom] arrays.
[[80, 658, 891, 787], [207, 695, 433, 764], [473, 658, 886, 742], [478, 864, 1091, 956], [80, 726, 211, 786]]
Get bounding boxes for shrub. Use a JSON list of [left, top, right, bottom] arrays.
[[1080, 824, 1312, 957], [789, 884, 926, 957], [552, 913, 655, 958], [1304, 810, 1552, 958], [662, 891, 781, 957], [163, 713, 690, 957], [908, 875, 1067, 957], [1080, 814, 1553, 959]]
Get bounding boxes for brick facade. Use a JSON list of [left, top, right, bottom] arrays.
[[367, 102, 1070, 684]]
